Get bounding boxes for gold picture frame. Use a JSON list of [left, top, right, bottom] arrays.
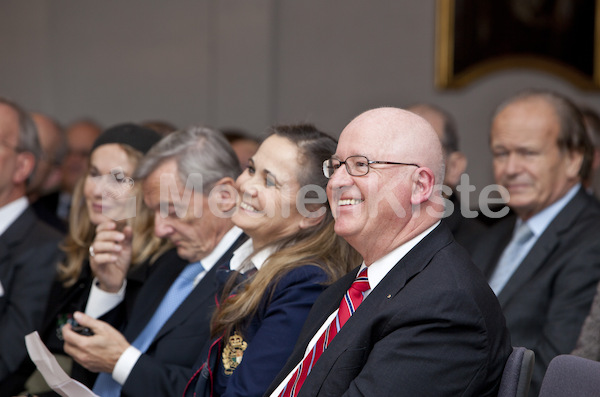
[[436, 0, 600, 89]]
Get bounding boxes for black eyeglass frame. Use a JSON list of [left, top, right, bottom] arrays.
[[322, 155, 420, 178]]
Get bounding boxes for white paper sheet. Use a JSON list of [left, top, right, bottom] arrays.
[[25, 331, 99, 397]]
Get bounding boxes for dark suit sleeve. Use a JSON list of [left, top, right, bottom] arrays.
[[222, 266, 328, 397], [119, 251, 218, 397], [339, 288, 500, 397], [120, 304, 212, 397], [0, 233, 61, 380]]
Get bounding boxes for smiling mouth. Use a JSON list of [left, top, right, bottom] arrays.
[[239, 201, 261, 213], [338, 199, 364, 206]]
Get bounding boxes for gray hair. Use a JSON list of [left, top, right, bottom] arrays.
[[0, 97, 41, 184], [135, 125, 242, 192], [580, 105, 600, 149]]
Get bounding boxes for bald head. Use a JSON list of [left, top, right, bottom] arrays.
[[341, 107, 445, 185], [329, 107, 446, 264], [61, 119, 102, 193], [29, 113, 65, 197], [406, 104, 467, 189]]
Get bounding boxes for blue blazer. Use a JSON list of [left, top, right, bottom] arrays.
[[185, 264, 329, 397]]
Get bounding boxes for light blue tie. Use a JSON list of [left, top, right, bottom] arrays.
[[489, 223, 534, 295], [93, 261, 204, 396]]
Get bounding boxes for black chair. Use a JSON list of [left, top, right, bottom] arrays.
[[538, 354, 600, 397], [497, 346, 535, 397]]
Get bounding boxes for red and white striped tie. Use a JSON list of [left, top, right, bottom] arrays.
[[279, 268, 369, 397]]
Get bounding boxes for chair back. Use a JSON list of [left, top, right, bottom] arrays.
[[539, 354, 600, 397], [498, 346, 535, 397]]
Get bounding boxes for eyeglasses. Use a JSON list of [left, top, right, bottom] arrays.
[[322, 155, 419, 178]]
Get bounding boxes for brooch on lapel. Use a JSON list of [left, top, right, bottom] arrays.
[[222, 332, 247, 375], [55, 313, 74, 341]]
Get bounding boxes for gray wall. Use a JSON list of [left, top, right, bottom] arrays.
[[1, 0, 599, 200]]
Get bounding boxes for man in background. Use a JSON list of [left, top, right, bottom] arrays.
[[471, 89, 600, 396], [580, 105, 600, 196], [62, 126, 247, 396], [28, 112, 68, 231], [407, 103, 486, 252], [35, 118, 102, 231], [0, 98, 63, 389]]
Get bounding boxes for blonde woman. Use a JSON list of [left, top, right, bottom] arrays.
[[15, 124, 178, 394]]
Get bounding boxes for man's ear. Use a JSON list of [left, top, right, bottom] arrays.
[[410, 167, 435, 205], [445, 151, 467, 188], [565, 149, 584, 180], [14, 152, 36, 185], [210, 177, 239, 214]]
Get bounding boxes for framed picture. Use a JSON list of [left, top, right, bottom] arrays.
[[435, 0, 600, 89]]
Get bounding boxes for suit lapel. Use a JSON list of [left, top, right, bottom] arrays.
[[333, 223, 454, 341], [123, 258, 186, 339], [0, 207, 36, 289], [475, 218, 515, 279], [497, 188, 589, 306], [298, 224, 454, 396], [302, 269, 358, 344], [140, 232, 248, 343], [152, 261, 220, 341], [0, 206, 36, 249]]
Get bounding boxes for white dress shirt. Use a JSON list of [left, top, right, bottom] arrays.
[[0, 196, 28, 237], [111, 226, 244, 385]]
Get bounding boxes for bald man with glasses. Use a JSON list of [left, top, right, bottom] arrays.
[[265, 107, 511, 397]]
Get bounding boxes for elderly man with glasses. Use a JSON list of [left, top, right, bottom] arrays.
[[265, 107, 511, 397], [0, 98, 63, 392]]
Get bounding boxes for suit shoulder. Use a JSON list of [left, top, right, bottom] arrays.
[[274, 264, 330, 291]]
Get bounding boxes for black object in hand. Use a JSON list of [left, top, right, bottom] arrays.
[[71, 320, 94, 336]]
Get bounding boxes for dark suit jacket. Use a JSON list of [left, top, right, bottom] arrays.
[[471, 187, 600, 396], [117, 233, 247, 397], [0, 250, 161, 396], [31, 191, 68, 233], [187, 265, 329, 397], [265, 223, 511, 397], [443, 193, 488, 254], [0, 206, 63, 385]]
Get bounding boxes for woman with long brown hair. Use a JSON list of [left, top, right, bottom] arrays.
[[184, 124, 361, 397]]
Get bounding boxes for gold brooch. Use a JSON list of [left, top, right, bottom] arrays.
[[222, 332, 248, 375]]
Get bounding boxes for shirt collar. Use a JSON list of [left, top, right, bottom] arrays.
[[520, 184, 580, 237], [362, 221, 441, 294], [0, 197, 29, 237], [199, 225, 244, 272], [230, 238, 276, 273]]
